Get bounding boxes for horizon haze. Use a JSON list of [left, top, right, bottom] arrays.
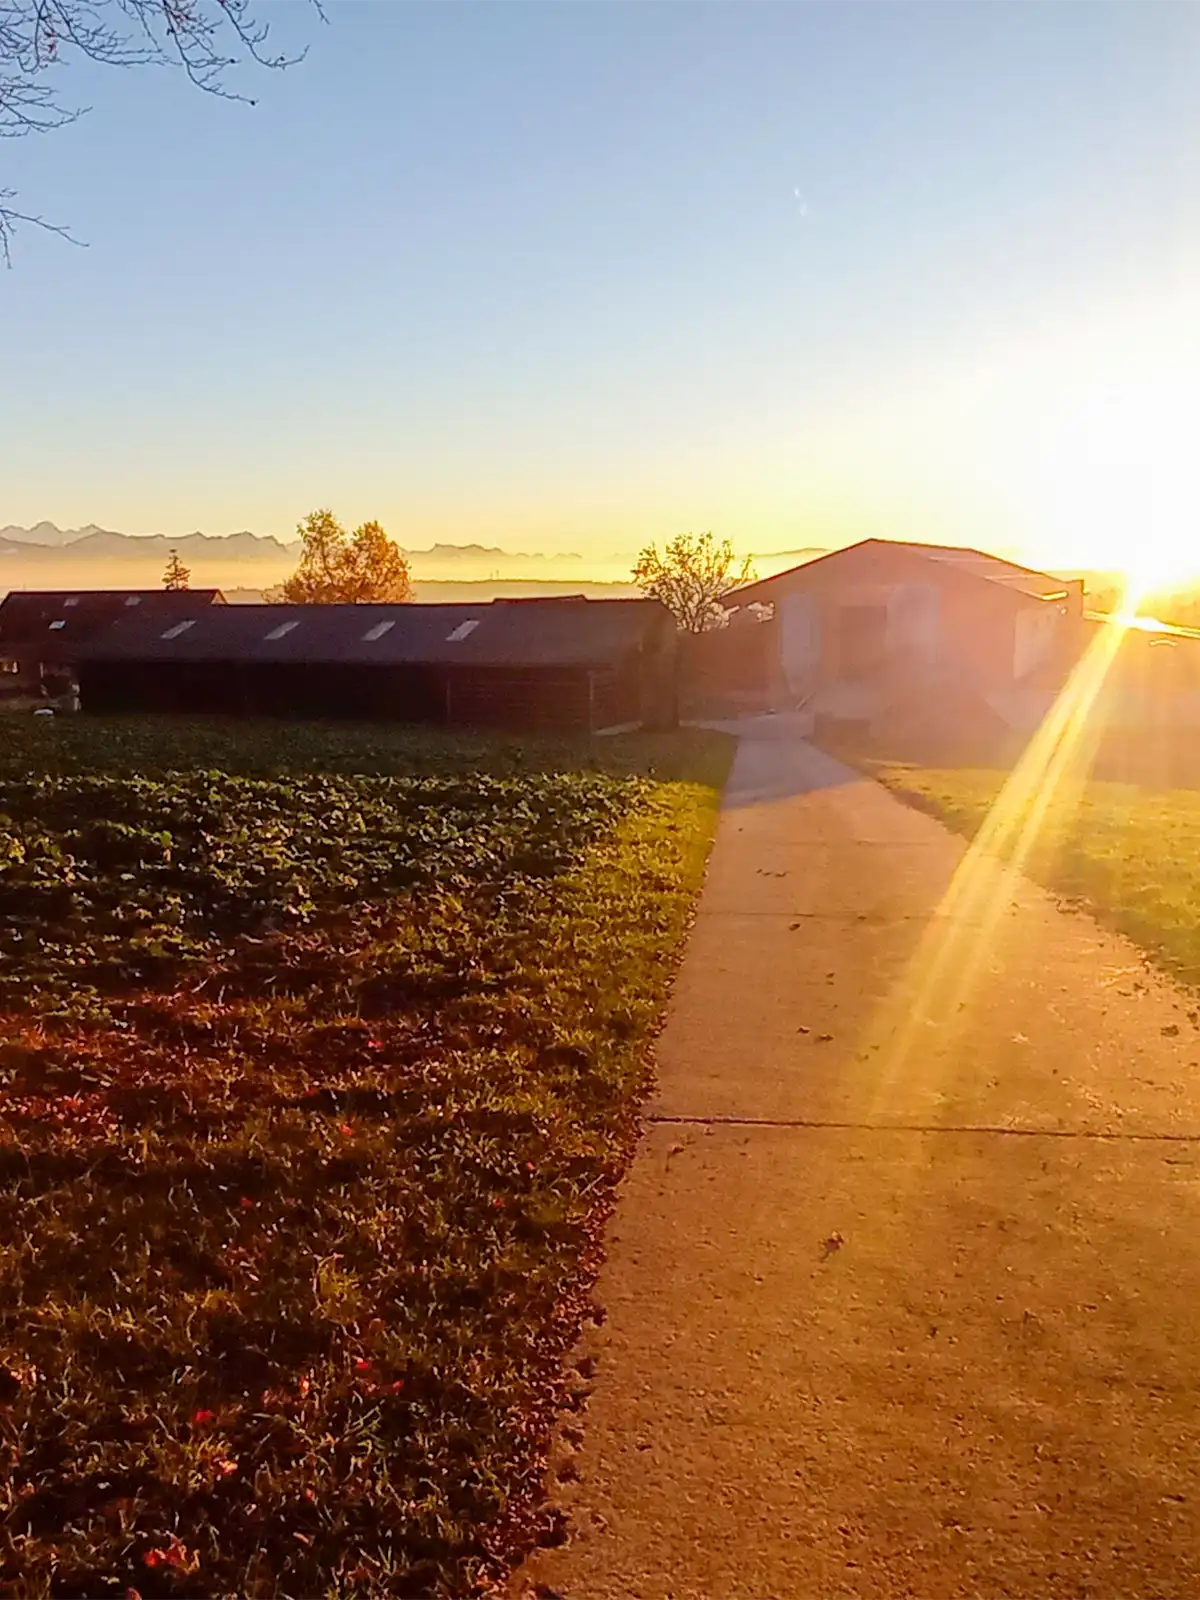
[[0, 520, 1148, 606], [0, 518, 836, 593]]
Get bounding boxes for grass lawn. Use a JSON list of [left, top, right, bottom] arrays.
[[0, 717, 732, 1600], [870, 760, 1200, 986]]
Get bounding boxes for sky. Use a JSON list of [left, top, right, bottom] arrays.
[[4, 1, 1200, 578]]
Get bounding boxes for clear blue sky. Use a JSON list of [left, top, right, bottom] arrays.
[[4, 1, 1200, 572]]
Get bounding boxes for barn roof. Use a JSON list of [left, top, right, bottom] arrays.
[[76, 598, 671, 669], [889, 542, 1073, 599], [729, 539, 1072, 606], [0, 589, 226, 659]]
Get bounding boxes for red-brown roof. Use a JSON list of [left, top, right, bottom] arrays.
[[729, 539, 1073, 607]]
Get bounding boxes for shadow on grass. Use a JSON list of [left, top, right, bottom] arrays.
[[0, 715, 734, 789], [818, 724, 1200, 795]]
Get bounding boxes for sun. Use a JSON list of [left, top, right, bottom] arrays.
[[1031, 425, 1200, 603], [991, 299, 1200, 599], [1111, 516, 1197, 598]]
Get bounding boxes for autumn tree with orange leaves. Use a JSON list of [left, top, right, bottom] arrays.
[[276, 509, 413, 605]]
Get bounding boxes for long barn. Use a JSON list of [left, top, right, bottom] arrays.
[[75, 597, 678, 734], [0, 588, 226, 695]]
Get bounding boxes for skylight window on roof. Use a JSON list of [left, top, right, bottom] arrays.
[[48, 620, 66, 630], [446, 619, 481, 642], [125, 597, 142, 607], [362, 620, 396, 642], [63, 597, 80, 608], [161, 620, 197, 640], [264, 621, 301, 641]]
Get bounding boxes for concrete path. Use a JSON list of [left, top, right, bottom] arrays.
[[514, 721, 1200, 1600]]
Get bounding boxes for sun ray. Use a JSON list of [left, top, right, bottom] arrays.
[[862, 580, 1145, 1124]]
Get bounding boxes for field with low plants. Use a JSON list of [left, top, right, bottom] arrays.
[[871, 760, 1200, 986], [0, 718, 732, 1600]]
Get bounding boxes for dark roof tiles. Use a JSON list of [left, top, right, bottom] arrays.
[[76, 597, 671, 669], [0, 589, 226, 657]]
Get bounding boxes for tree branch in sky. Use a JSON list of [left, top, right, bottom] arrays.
[[0, 0, 325, 262]]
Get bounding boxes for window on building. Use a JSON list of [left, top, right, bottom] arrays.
[[48, 620, 66, 631], [161, 620, 197, 640], [446, 619, 481, 642], [264, 621, 301, 641], [362, 620, 396, 642]]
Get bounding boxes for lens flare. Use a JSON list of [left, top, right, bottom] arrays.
[[862, 579, 1145, 1123]]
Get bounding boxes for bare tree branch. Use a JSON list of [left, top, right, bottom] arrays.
[[0, 181, 84, 262], [1, 0, 325, 260]]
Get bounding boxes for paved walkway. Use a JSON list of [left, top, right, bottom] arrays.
[[514, 722, 1200, 1600]]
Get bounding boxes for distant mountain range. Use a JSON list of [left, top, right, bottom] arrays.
[[0, 523, 593, 562], [7, 525, 1129, 601], [0, 524, 614, 593], [0, 523, 829, 593], [0, 524, 292, 558], [1, 521, 104, 547], [0, 523, 605, 579]]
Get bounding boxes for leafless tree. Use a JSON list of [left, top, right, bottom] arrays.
[[1, 0, 324, 261]]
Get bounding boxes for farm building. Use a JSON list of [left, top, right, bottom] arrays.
[[0, 589, 226, 698], [989, 610, 1200, 783], [709, 539, 1084, 743], [75, 597, 678, 734]]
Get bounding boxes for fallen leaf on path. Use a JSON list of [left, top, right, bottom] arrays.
[[536, 1507, 571, 1549]]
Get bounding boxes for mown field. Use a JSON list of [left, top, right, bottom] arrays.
[[870, 761, 1200, 986], [0, 718, 732, 1600]]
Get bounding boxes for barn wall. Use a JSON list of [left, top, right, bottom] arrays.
[[738, 543, 1084, 697], [679, 619, 777, 715], [777, 593, 819, 694], [444, 667, 592, 733], [641, 615, 681, 729], [82, 661, 446, 723], [1014, 609, 1053, 680], [803, 570, 1017, 685], [772, 581, 938, 705], [591, 658, 645, 730], [80, 649, 666, 735], [886, 583, 940, 666], [932, 579, 1019, 683]]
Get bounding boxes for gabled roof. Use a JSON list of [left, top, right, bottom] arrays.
[[728, 539, 1072, 607], [0, 589, 226, 658], [885, 541, 1073, 599], [76, 598, 671, 669]]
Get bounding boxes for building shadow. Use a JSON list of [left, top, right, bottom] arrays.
[[687, 714, 862, 808]]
